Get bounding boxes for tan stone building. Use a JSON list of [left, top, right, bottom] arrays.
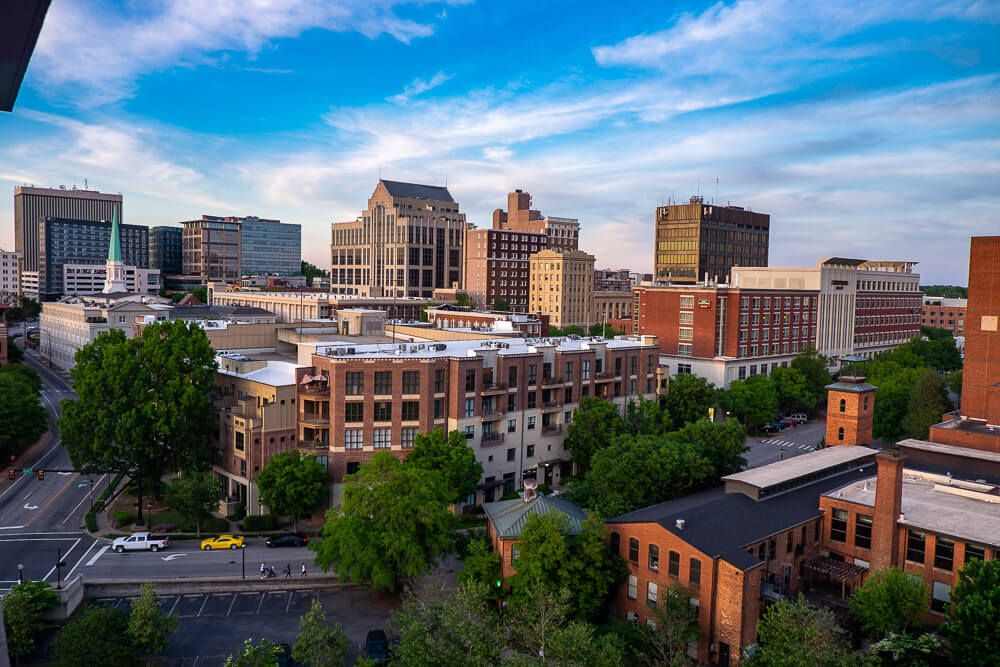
[[330, 180, 468, 298], [594, 291, 633, 331], [529, 250, 595, 329]]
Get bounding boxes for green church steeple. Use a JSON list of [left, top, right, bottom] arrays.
[[108, 209, 122, 262]]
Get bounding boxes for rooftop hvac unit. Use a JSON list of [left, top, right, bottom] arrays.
[[334, 348, 347, 355], [347, 347, 356, 354]]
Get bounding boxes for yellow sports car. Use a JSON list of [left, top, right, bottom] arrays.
[[200, 534, 245, 550]]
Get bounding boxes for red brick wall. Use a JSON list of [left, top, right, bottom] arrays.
[[634, 286, 720, 357], [961, 236, 1000, 424], [927, 424, 1000, 453], [921, 304, 966, 336], [825, 387, 875, 446]]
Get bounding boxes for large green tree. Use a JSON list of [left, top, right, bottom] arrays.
[[770, 366, 813, 415], [664, 419, 747, 479], [664, 373, 717, 429], [292, 599, 349, 667], [300, 260, 328, 287], [625, 397, 670, 436], [848, 567, 928, 638], [869, 366, 924, 442], [255, 450, 328, 530], [0, 366, 48, 459], [745, 596, 853, 667], [128, 582, 178, 656], [59, 321, 217, 523], [54, 606, 135, 667], [1, 579, 57, 659], [458, 538, 503, 599], [901, 369, 952, 440], [946, 558, 1000, 666], [312, 452, 453, 591], [720, 375, 778, 429], [790, 348, 832, 410], [564, 396, 626, 467], [225, 638, 283, 667], [639, 586, 700, 667], [165, 471, 219, 536], [406, 427, 483, 504]]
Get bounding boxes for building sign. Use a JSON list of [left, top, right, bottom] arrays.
[[697, 299, 711, 309]]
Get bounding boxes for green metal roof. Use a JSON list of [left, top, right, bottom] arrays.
[[826, 381, 877, 393], [482, 494, 588, 539], [107, 209, 122, 262]]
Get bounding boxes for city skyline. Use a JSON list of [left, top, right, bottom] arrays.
[[0, 0, 997, 283]]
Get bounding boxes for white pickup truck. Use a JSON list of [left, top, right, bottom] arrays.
[[111, 532, 169, 553]]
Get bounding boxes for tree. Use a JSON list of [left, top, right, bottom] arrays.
[[564, 396, 625, 467], [946, 558, 1000, 666], [225, 638, 283, 667], [921, 285, 966, 299], [60, 321, 217, 524], [946, 369, 962, 396], [54, 606, 135, 667], [664, 419, 747, 479], [770, 367, 813, 415], [455, 292, 474, 308], [0, 368, 48, 459], [639, 586, 700, 667], [406, 428, 483, 504], [301, 260, 327, 287], [625, 397, 669, 436], [165, 471, 219, 536], [870, 367, 924, 443], [848, 567, 928, 638], [255, 450, 328, 530], [719, 375, 778, 429], [493, 297, 510, 312], [664, 373, 717, 429], [458, 538, 503, 598], [392, 580, 504, 667], [2, 579, 58, 659], [745, 596, 852, 667], [0, 362, 41, 392], [312, 452, 453, 591], [901, 370, 951, 440], [292, 599, 349, 667], [589, 323, 622, 337], [520, 620, 626, 666], [128, 582, 178, 656], [790, 348, 833, 410], [867, 632, 942, 667]]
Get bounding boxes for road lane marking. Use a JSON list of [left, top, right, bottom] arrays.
[[0, 526, 25, 530], [0, 440, 64, 502], [65, 539, 99, 580], [62, 473, 105, 525], [197, 595, 209, 617], [41, 537, 81, 583], [86, 545, 109, 566], [161, 553, 188, 561], [23, 463, 81, 528], [169, 595, 181, 615], [23, 503, 39, 510], [285, 591, 293, 613], [256, 593, 265, 614], [226, 594, 238, 616], [57, 472, 72, 476]]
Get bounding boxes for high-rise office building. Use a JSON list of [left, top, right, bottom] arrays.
[[182, 216, 242, 284], [330, 180, 468, 298], [654, 196, 769, 283], [240, 216, 301, 276], [529, 249, 595, 328], [491, 189, 579, 251], [14, 186, 123, 272], [149, 226, 183, 275]]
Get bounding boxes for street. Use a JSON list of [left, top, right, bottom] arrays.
[[743, 419, 827, 469]]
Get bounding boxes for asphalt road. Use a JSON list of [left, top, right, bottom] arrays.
[[743, 419, 827, 468]]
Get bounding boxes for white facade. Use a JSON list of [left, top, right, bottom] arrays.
[[0, 249, 20, 302], [662, 352, 806, 389], [63, 264, 160, 296], [21, 271, 38, 300]]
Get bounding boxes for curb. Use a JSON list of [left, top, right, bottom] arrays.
[[84, 576, 352, 598]]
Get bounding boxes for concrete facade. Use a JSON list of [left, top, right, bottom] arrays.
[[529, 250, 595, 329], [208, 284, 433, 323], [62, 263, 160, 296], [0, 249, 20, 302]]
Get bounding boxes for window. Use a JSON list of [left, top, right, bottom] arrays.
[[235, 432, 245, 452], [508, 394, 517, 411], [507, 448, 516, 462], [464, 398, 475, 417], [768, 538, 776, 560], [508, 418, 517, 433], [648, 545, 659, 571], [345, 372, 363, 395], [528, 392, 537, 409], [402, 401, 420, 421], [628, 538, 639, 564], [434, 398, 444, 420], [582, 360, 591, 380], [690, 558, 701, 587], [374, 371, 392, 394], [838, 427, 845, 441], [511, 544, 520, 567], [526, 444, 534, 457], [965, 544, 985, 564], [678, 343, 692, 357], [434, 369, 445, 393], [627, 575, 637, 600], [934, 537, 955, 571], [463, 425, 475, 439], [508, 366, 518, 388], [668, 550, 680, 577], [345, 403, 364, 423], [906, 530, 926, 563], [647, 581, 658, 609], [831, 509, 848, 542], [527, 416, 536, 430], [465, 369, 476, 392], [678, 327, 694, 341], [374, 401, 392, 421], [400, 427, 417, 448], [931, 581, 951, 613], [814, 520, 820, 542], [679, 295, 694, 309], [402, 371, 420, 394], [528, 364, 537, 385], [855, 514, 873, 549], [679, 311, 694, 324], [373, 428, 391, 449], [610, 532, 620, 555], [344, 429, 363, 449], [839, 398, 846, 413]]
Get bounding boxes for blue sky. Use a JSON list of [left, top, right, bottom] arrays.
[[1, 0, 998, 283]]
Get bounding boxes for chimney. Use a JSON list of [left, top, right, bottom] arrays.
[[523, 479, 538, 503], [871, 451, 905, 571]]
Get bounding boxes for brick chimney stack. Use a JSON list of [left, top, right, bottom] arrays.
[[871, 450, 905, 571]]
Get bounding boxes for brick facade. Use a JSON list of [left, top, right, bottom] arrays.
[[959, 236, 1000, 425], [824, 379, 875, 447]]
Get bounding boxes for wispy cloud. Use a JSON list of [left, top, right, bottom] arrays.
[[32, 0, 456, 106], [389, 71, 452, 104]]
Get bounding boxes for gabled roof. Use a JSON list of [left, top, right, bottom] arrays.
[[380, 180, 455, 203], [483, 494, 588, 539]]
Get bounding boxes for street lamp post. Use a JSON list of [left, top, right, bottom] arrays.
[[56, 548, 66, 590], [17, 563, 23, 585]]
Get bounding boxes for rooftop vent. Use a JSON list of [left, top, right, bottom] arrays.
[[675, 519, 685, 531]]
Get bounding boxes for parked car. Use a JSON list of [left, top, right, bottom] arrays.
[[779, 417, 799, 428], [200, 534, 245, 550], [364, 629, 390, 664], [760, 423, 781, 434], [266, 533, 309, 548], [112, 532, 168, 553], [789, 413, 808, 423]]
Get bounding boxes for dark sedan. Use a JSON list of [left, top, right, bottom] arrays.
[[265, 533, 309, 548]]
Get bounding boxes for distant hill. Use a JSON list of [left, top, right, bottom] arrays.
[[921, 285, 967, 299]]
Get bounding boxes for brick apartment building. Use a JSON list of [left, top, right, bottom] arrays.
[[594, 291, 633, 332], [921, 296, 967, 336], [295, 335, 661, 505], [594, 268, 633, 292], [529, 249, 596, 329]]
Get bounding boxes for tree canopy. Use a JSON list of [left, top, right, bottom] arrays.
[[255, 450, 328, 530], [900, 370, 951, 440], [54, 606, 135, 667], [406, 428, 483, 504], [790, 348, 833, 409], [0, 363, 48, 459], [564, 396, 627, 467], [770, 366, 814, 415], [59, 321, 217, 521], [946, 558, 1000, 666], [311, 452, 453, 591], [458, 537, 503, 598], [848, 567, 928, 638], [128, 582, 178, 656], [639, 585, 700, 667], [1, 579, 57, 659], [745, 596, 853, 667], [165, 471, 219, 536], [225, 638, 283, 667], [719, 375, 779, 428], [664, 373, 717, 429], [292, 599, 349, 667]]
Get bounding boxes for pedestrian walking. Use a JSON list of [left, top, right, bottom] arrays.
[[301, 562, 307, 577], [284, 563, 292, 578], [259, 562, 266, 579]]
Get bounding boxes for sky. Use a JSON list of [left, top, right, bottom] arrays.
[[1, 0, 998, 284]]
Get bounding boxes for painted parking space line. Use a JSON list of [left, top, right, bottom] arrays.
[[201, 593, 234, 616], [259, 591, 291, 615], [230, 592, 259, 615], [175, 594, 206, 617]]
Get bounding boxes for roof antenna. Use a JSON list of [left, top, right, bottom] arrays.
[[84, 178, 88, 190], [715, 176, 718, 205]]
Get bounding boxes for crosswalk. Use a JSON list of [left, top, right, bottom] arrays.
[[761, 439, 814, 452]]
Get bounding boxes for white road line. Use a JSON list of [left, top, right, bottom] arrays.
[[62, 473, 105, 525], [197, 594, 209, 617], [226, 594, 238, 616], [0, 526, 25, 531], [0, 440, 64, 501], [285, 591, 293, 613], [256, 593, 265, 614], [0, 537, 80, 542], [65, 539, 99, 580], [798, 445, 810, 450], [41, 537, 81, 582], [0, 531, 82, 536], [86, 545, 109, 566], [169, 595, 181, 615]]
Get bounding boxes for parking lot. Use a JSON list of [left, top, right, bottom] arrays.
[[92, 589, 320, 619], [744, 419, 827, 468]]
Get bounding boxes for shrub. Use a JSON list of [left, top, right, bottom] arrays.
[[111, 510, 133, 527], [241, 514, 278, 532], [84, 512, 98, 532]]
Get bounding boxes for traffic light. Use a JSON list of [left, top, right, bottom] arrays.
[[36, 469, 44, 481], [7, 468, 13, 481]]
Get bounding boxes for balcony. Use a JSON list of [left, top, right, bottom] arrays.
[[541, 375, 562, 388], [541, 401, 561, 412], [481, 431, 505, 446], [542, 424, 563, 436], [482, 382, 507, 394], [300, 412, 330, 426], [299, 384, 329, 396], [595, 372, 615, 382], [481, 410, 503, 421]]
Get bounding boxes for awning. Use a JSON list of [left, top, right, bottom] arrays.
[[804, 557, 867, 582]]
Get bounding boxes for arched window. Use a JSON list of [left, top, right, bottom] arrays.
[[839, 398, 846, 413], [838, 427, 845, 441]]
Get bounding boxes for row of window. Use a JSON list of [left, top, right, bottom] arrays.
[[343, 427, 418, 449], [739, 296, 814, 310], [344, 401, 421, 422], [611, 534, 702, 586]]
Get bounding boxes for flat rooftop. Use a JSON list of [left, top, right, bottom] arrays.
[[215, 354, 300, 386], [826, 472, 1000, 548], [898, 438, 1000, 465], [314, 335, 655, 360], [722, 446, 878, 491], [931, 417, 1000, 437]]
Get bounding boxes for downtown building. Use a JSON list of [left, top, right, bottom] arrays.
[[528, 250, 596, 329], [922, 296, 967, 337], [330, 180, 468, 298], [149, 225, 183, 275], [0, 248, 20, 303], [294, 335, 661, 505], [239, 216, 302, 276], [208, 283, 432, 323]]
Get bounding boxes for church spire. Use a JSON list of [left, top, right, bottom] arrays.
[[107, 209, 122, 262], [103, 209, 127, 293]]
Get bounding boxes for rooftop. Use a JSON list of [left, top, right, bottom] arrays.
[[216, 353, 300, 386], [897, 437, 1000, 465], [722, 445, 878, 493], [380, 180, 455, 203], [314, 335, 656, 360], [482, 494, 588, 539], [930, 416, 1000, 436]]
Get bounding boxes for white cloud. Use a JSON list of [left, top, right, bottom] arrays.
[[32, 0, 454, 105], [389, 71, 452, 104], [482, 146, 512, 161]]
